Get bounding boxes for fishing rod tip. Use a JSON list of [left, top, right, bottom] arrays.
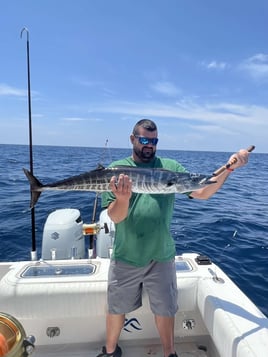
[[20, 27, 29, 39]]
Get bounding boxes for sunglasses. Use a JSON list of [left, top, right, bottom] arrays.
[[134, 135, 159, 146]]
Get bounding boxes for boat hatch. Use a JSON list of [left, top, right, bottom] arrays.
[[20, 263, 96, 278], [175, 260, 192, 272]]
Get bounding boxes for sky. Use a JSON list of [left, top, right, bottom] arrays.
[[1, 0, 268, 152]]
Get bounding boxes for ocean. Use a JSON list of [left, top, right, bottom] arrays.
[[0, 144, 267, 317]]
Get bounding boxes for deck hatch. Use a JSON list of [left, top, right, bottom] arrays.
[[20, 263, 96, 277], [175, 260, 192, 272]]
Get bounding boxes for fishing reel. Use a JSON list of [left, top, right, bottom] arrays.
[[82, 222, 109, 236]]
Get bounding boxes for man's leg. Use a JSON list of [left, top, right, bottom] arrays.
[[155, 315, 175, 357], [105, 313, 125, 353]]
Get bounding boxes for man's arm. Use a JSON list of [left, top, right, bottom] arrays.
[[190, 149, 250, 200]]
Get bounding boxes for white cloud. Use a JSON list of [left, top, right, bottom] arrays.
[[72, 78, 116, 96], [0, 84, 26, 97], [207, 61, 227, 70], [61, 117, 103, 122], [88, 99, 268, 137], [201, 61, 227, 70], [239, 53, 268, 80], [188, 124, 235, 136], [62, 117, 87, 121], [150, 81, 181, 97]]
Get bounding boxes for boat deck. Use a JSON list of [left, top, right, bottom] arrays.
[[35, 341, 209, 357], [1, 254, 267, 357]]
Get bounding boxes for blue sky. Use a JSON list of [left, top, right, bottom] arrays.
[[1, 0, 268, 152]]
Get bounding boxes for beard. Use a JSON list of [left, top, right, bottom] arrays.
[[134, 146, 156, 163]]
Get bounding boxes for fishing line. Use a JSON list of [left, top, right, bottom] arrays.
[[98, 138, 112, 166], [212, 229, 239, 281], [212, 242, 231, 283], [88, 138, 110, 258]]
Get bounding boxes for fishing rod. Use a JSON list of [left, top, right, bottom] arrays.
[[212, 145, 255, 177], [20, 27, 37, 261]]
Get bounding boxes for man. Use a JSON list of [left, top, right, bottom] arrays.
[[97, 119, 250, 357]]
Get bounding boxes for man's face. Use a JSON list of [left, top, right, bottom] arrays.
[[131, 128, 158, 163]]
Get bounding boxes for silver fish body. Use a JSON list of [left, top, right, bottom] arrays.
[[23, 165, 215, 208]]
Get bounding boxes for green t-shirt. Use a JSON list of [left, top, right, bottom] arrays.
[[101, 156, 187, 267]]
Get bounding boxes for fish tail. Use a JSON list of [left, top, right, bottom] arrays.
[[23, 168, 43, 208]]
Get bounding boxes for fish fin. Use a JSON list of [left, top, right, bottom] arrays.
[[23, 168, 43, 208], [91, 164, 106, 172], [95, 163, 106, 170]]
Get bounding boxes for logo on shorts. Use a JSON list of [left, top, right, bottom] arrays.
[[124, 317, 142, 332]]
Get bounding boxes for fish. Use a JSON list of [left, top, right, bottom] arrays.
[[23, 165, 215, 208]]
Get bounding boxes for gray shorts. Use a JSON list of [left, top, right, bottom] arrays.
[[107, 259, 178, 316]]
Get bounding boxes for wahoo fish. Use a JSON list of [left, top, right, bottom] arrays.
[[23, 165, 215, 208]]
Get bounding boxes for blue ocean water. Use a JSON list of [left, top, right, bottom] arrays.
[[0, 144, 267, 317]]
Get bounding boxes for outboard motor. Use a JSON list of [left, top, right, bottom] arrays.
[[96, 209, 115, 258], [42, 209, 85, 260]]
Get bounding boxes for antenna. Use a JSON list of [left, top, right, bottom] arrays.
[[21, 27, 37, 261]]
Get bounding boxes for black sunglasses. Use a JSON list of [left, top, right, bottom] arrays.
[[134, 135, 159, 146]]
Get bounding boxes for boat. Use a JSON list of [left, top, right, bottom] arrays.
[[0, 207, 267, 357], [1, 28, 266, 357]]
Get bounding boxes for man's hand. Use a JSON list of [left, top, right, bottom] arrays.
[[108, 174, 132, 223], [226, 149, 249, 170], [110, 174, 132, 200]]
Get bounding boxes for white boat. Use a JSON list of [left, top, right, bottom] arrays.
[[0, 208, 267, 357]]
